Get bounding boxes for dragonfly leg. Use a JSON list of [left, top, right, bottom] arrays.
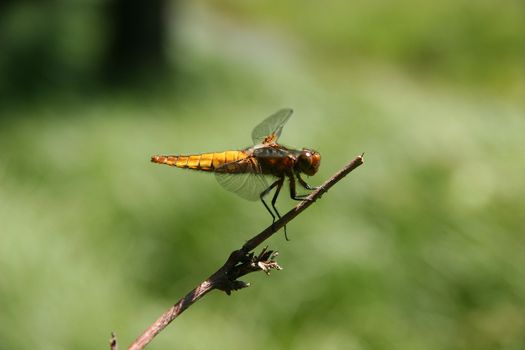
[[289, 174, 306, 200], [296, 172, 320, 191], [260, 176, 284, 221], [260, 177, 289, 240], [270, 177, 284, 218], [270, 177, 288, 240], [290, 174, 315, 202]]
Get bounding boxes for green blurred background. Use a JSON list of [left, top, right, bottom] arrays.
[[1, 1, 524, 349]]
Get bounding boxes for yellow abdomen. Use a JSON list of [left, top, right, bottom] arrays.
[[151, 151, 247, 172]]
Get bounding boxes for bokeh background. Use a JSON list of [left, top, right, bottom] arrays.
[[1, 1, 524, 349]]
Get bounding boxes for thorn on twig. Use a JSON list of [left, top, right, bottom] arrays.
[[257, 259, 282, 274], [110, 332, 118, 350], [253, 246, 282, 275], [217, 246, 283, 295], [225, 280, 251, 295]]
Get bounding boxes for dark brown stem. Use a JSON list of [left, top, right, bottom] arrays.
[[127, 154, 364, 350], [110, 332, 118, 350]]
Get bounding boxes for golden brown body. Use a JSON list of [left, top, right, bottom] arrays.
[[151, 151, 248, 172]]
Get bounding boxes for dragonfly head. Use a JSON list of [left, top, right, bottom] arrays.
[[297, 148, 321, 176]]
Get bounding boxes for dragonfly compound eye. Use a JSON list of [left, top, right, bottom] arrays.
[[298, 149, 321, 176]]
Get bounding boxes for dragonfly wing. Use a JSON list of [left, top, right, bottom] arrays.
[[215, 157, 269, 201], [251, 108, 293, 145], [215, 172, 269, 201]]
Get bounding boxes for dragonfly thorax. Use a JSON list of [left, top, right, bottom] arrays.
[[296, 148, 321, 176]]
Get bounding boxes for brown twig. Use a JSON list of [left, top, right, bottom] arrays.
[[127, 154, 364, 350], [110, 332, 118, 350]]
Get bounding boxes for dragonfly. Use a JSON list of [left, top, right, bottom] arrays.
[[151, 108, 321, 238]]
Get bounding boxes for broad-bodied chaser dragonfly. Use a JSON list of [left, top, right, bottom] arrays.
[[151, 108, 321, 237]]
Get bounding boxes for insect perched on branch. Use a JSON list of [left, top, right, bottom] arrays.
[[151, 108, 321, 238]]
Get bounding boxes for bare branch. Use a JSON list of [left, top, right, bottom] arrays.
[[127, 154, 364, 350], [110, 332, 118, 350]]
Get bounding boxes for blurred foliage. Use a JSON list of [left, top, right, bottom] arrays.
[[1, 1, 524, 350], [0, 1, 104, 98], [210, 0, 525, 98]]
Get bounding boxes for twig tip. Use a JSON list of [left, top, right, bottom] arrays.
[[110, 332, 118, 350]]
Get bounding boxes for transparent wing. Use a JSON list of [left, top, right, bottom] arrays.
[[251, 108, 293, 145], [215, 172, 269, 201]]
